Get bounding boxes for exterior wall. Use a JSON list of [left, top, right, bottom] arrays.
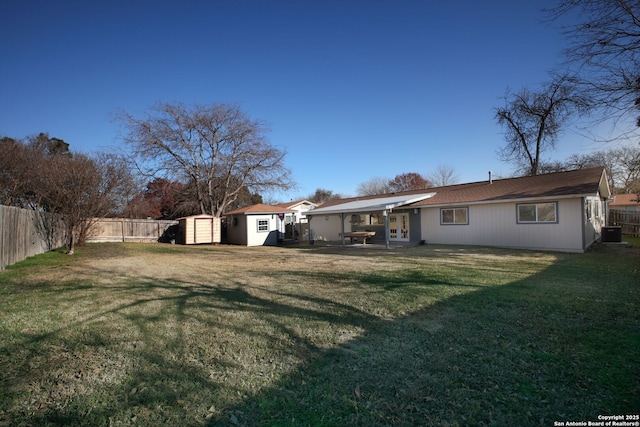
[[289, 202, 315, 223], [421, 198, 586, 252], [246, 214, 281, 246], [226, 214, 248, 245], [308, 214, 348, 242]]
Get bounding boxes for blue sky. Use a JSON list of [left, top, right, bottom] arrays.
[[0, 0, 603, 199]]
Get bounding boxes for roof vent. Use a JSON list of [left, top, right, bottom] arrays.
[[488, 171, 493, 184]]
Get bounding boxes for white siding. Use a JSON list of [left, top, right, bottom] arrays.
[[246, 214, 281, 246], [421, 199, 585, 252]]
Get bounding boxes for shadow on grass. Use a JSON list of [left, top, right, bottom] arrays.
[[0, 245, 638, 426]]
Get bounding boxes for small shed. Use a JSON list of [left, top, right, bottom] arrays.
[[225, 203, 294, 246], [178, 214, 221, 245]]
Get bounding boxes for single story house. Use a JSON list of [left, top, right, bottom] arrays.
[[306, 167, 611, 253], [225, 203, 294, 246]]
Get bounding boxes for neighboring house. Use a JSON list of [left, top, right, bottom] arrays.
[[307, 167, 611, 253], [272, 199, 317, 240], [225, 203, 294, 246], [609, 193, 640, 211]]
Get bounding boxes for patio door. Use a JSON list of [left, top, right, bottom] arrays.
[[388, 213, 409, 241]]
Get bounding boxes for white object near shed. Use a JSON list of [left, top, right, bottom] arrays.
[[178, 214, 221, 245]]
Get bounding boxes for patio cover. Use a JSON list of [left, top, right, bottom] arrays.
[[307, 193, 437, 216]]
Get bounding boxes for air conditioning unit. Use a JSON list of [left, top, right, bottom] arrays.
[[601, 226, 622, 243]]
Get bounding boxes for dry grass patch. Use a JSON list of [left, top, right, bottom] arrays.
[[0, 242, 638, 426]]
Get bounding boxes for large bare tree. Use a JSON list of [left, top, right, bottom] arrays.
[[495, 74, 591, 176], [117, 102, 294, 217], [549, 0, 640, 130]]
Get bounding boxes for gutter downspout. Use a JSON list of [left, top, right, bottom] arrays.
[[308, 215, 313, 245], [341, 213, 345, 247]]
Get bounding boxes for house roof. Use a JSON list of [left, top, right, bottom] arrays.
[[411, 167, 610, 207], [225, 203, 295, 215], [272, 199, 317, 210], [610, 193, 639, 207], [309, 167, 610, 214]]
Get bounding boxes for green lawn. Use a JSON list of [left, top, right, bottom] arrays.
[[0, 242, 638, 426]]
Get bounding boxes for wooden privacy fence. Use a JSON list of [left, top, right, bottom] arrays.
[[0, 205, 67, 270], [87, 218, 178, 243], [609, 209, 640, 237]]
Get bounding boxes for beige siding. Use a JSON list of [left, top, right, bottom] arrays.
[[421, 198, 585, 252], [226, 215, 248, 245], [180, 215, 220, 244], [309, 214, 349, 242]]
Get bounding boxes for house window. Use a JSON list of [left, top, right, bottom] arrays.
[[257, 219, 269, 232], [441, 207, 468, 225], [517, 202, 557, 223]]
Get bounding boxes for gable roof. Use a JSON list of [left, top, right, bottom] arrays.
[[310, 167, 610, 214], [225, 203, 294, 215], [272, 199, 317, 210]]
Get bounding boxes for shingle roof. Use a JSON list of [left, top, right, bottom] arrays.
[[610, 193, 640, 206], [312, 167, 609, 212], [412, 167, 609, 207], [272, 199, 316, 209]]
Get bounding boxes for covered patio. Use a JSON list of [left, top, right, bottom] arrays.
[[306, 193, 436, 249]]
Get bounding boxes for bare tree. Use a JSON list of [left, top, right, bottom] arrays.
[[0, 137, 29, 206], [356, 176, 391, 196], [427, 164, 459, 187], [610, 145, 640, 192], [40, 152, 134, 254], [388, 172, 431, 192], [549, 0, 640, 130], [495, 74, 591, 176], [308, 188, 343, 204], [117, 102, 294, 217]]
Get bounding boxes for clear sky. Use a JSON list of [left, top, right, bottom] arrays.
[[0, 0, 603, 199]]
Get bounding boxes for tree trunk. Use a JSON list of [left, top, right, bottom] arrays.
[[67, 224, 76, 255]]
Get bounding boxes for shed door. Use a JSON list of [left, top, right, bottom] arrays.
[[194, 218, 212, 244]]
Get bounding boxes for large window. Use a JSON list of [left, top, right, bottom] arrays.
[[441, 207, 468, 225], [517, 202, 557, 223], [257, 219, 269, 232]]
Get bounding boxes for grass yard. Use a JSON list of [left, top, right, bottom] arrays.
[[0, 241, 638, 426]]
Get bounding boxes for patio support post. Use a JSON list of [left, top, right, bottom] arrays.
[[308, 215, 313, 245], [384, 209, 390, 249], [340, 213, 345, 246]]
